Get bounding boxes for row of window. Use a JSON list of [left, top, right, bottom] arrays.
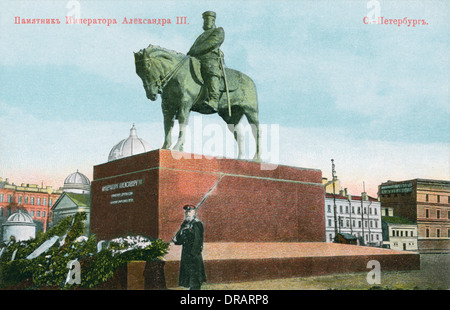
[[327, 218, 379, 229], [424, 208, 449, 219], [326, 204, 379, 216], [0, 194, 52, 207], [424, 194, 450, 203], [30, 210, 46, 218], [392, 242, 415, 247], [424, 228, 450, 238], [377, 193, 450, 203], [391, 229, 415, 237], [1, 208, 47, 218]]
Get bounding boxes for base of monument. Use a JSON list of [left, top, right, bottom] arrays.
[[163, 242, 420, 288]]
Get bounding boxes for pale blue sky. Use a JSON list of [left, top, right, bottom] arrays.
[[0, 0, 448, 195]]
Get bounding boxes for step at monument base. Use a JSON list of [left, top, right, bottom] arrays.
[[163, 242, 420, 288]]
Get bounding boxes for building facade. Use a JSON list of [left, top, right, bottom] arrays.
[[2, 210, 36, 243], [324, 192, 383, 247], [0, 177, 62, 232], [379, 179, 450, 253], [381, 208, 418, 252], [51, 170, 91, 233]]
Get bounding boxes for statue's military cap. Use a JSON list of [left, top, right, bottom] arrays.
[[202, 11, 216, 19]]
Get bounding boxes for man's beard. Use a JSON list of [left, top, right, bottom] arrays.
[[184, 215, 195, 222]]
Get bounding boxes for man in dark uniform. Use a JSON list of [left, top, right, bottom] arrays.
[[172, 204, 206, 290], [187, 11, 225, 110]]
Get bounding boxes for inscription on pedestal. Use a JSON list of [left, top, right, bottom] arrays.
[[102, 178, 145, 205]]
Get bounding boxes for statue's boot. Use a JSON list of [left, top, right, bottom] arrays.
[[203, 75, 220, 110]]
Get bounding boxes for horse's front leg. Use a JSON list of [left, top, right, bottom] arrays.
[[162, 112, 174, 149], [173, 106, 190, 152]]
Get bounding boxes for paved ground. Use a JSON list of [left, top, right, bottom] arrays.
[[174, 253, 449, 290]]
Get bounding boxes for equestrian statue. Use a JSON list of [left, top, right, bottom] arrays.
[[134, 11, 260, 160]]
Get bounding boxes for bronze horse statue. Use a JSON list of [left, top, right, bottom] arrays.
[[134, 44, 260, 161]]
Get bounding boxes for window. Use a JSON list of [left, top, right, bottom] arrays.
[[411, 231, 414, 237], [31, 210, 35, 216], [374, 208, 377, 215], [328, 219, 332, 227], [43, 198, 47, 206], [327, 205, 331, 213], [405, 231, 408, 237], [30, 197, 35, 205], [426, 228, 430, 238], [7, 195, 12, 203], [346, 220, 349, 227], [345, 206, 349, 213], [400, 231, 403, 237], [437, 229, 440, 238], [18, 196, 22, 204], [42, 211, 46, 217], [352, 206, 355, 213], [37, 211, 41, 217], [357, 207, 361, 214], [392, 230, 395, 237], [49, 199, 52, 207], [426, 194, 429, 202], [25, 197, 28, 204], [358, 221, 361, 228], [329, 234, 333, 242], [425, 209, 429, 218], [339, 205, 343, 213], [364, 207, 367, 214], [437, 195, 440, 203], [448, 196, 450, 204], [0, 194, 3, 202], [437, 210, 441, 219]]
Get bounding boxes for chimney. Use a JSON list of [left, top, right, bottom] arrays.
[[362, 192, 368, 201]]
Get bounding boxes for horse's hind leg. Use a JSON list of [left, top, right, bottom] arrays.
[[227, 123, 245, 159], [245, 111, 261, 162]]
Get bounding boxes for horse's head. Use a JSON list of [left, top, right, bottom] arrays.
[[134, 47, 163, 101]]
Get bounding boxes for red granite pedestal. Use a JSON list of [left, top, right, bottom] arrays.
[[91, 149, 325, 242], [90, 149, 420, 288]]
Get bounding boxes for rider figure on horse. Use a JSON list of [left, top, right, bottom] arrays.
[[187, 11, 224, 110]]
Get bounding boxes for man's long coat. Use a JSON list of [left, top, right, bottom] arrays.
[[173, 218, 207, 288]]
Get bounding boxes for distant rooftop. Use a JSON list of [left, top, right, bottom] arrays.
[[382, 216, 416, 225]]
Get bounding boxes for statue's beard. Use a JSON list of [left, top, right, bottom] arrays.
[[203, 23, 215, 31]]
